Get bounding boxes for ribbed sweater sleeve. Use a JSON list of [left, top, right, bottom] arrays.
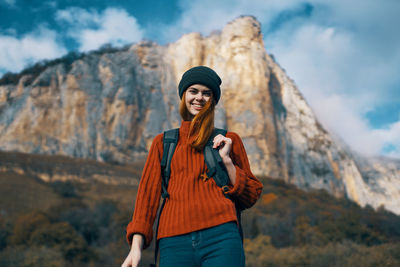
[[225, 132, 263, 209], [125, 133, 163, 249]]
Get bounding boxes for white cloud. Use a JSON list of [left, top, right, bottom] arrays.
[[159, 0, 300, 43], [56, 7, 101, 27], [311, 93, 382, 156], [372, 121, 400, 158], [56, 7, 144, 52], [0, 26, 67, 75]]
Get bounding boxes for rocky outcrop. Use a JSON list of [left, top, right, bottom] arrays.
[[0, 16, 399, 214]]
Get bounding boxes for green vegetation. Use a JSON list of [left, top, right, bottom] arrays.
[[0, 172, 62, 218], [0, 161, 399, 266], [242, 177, 400, 266], [245, 235, 400, 267], [0, 171, 142, 266], [242, 177, 400, 247]]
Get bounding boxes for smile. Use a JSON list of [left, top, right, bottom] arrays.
[[192, 103, 204, 109]]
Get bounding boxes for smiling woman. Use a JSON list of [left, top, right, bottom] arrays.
[[122, 66, 263, 267]]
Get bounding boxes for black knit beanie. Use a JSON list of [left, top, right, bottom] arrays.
[[178, 66, 222, 103]]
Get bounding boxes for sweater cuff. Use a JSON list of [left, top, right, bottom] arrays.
[[126, 219, 154, 249], [226, 165, 247, 197]]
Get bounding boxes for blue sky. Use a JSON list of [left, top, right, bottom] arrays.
[[1, 0, 399, 158]]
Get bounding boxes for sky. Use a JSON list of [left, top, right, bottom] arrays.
[[0, 0, 399, 159]]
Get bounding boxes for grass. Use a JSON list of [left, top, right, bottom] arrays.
[[0, 172, 62, 219]]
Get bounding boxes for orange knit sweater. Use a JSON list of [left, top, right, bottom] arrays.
[[126, 121, 263, 248]]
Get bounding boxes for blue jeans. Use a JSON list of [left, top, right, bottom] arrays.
[[159, 222, 245, 267]]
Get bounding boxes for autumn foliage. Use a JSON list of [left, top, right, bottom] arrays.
[[1, 173, 399, 266]]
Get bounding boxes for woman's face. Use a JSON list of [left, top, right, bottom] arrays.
[[185, 84, 212, 119]]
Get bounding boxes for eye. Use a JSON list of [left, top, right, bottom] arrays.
[[203, 91, 211, 96], [188, 89, 198, 94]]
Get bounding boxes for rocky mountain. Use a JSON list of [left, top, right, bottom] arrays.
[[0, 16, 399, 214]]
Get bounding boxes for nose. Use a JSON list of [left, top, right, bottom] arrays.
[[195, 92, 205, 101]]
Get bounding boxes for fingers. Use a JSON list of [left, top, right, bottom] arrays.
[[121, 255, 132, 267], [213, 134, 223, 148], [121, 258, 130, 267], [213, 134, 232, 149], [121, 249, 141, 267]]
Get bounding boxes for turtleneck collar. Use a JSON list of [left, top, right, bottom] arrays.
[[179, 120, 193, 137]]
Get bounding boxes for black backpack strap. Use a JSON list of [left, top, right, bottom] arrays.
[[151, 198, 166, 267], [204, 128, 244, 242], [160, 128, 179, 198], [204, 128, 230, 194], [151, 128, 179, 267]]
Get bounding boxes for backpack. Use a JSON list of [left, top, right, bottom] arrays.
[[150, 128, 243, 267]]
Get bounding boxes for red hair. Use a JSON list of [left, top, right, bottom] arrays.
[[179, 93, 216, 151]]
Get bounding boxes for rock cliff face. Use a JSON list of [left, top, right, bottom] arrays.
[[0, 16, 399, 214]]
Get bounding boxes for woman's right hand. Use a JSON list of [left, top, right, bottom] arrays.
[[121, 234, 144, 267]]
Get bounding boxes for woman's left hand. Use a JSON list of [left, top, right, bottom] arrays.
[[213, 134, 232, 160]]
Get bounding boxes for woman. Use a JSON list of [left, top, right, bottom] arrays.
[[122, 66, 263, 267]]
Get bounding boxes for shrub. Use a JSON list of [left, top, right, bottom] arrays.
[[50, 181, 77, 197], [8, 211, 50, 245]]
